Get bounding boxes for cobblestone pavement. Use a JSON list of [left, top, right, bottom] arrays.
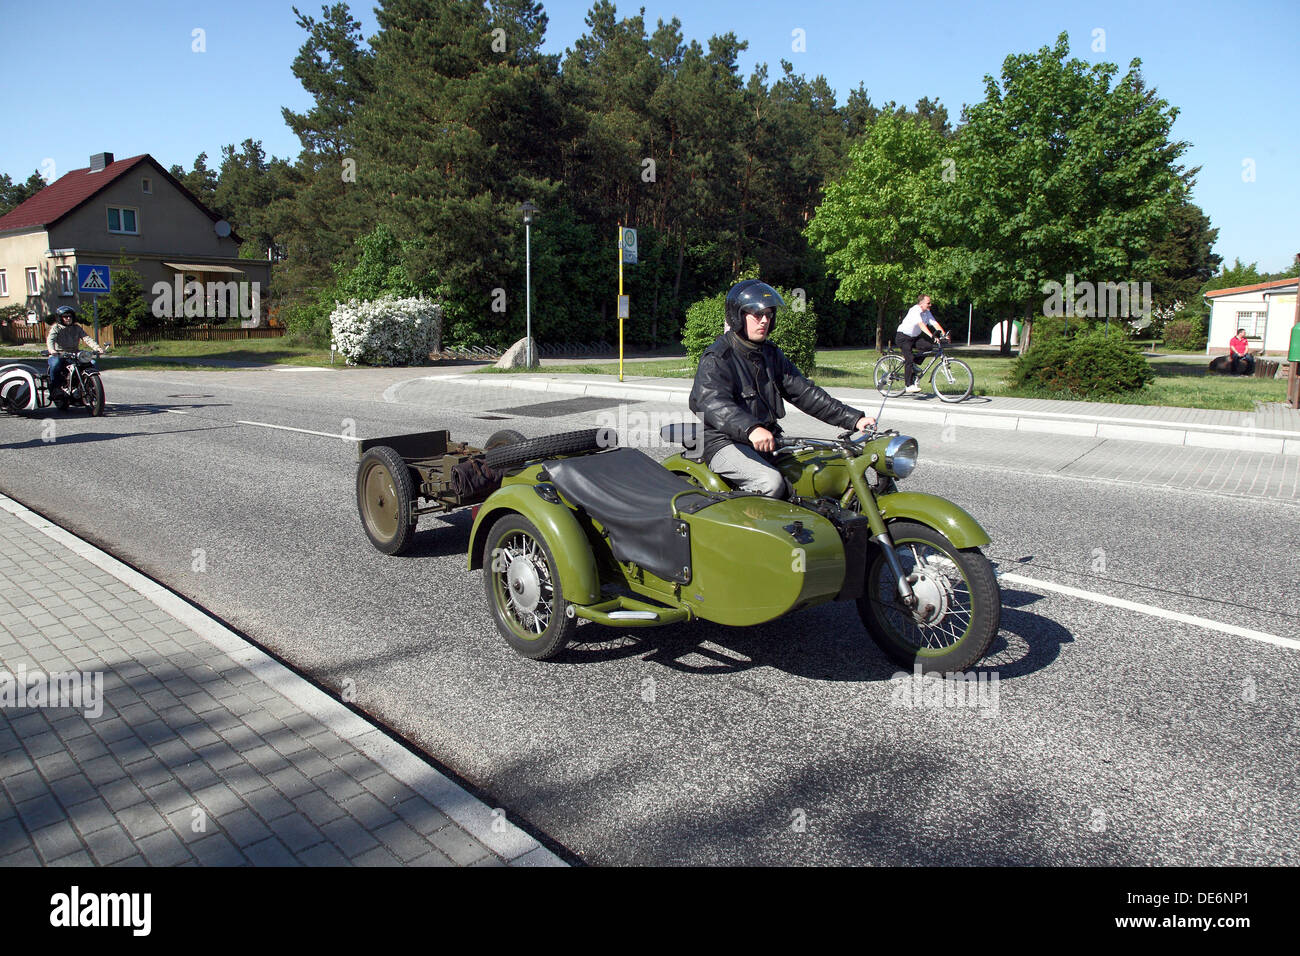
[[0, 497, 563, 867]]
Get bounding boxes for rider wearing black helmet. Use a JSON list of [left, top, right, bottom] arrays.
[[46, 306, 104, 395], [689, 279, 874, 497]]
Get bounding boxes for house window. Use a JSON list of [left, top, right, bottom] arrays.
[[59, 267, 74, 296], [1235, 310, 1267, 339], [107, 205, 139, 234], [0, 270, 7, 297], [26, 268, 39, 294], [141, 177, 153, 194]]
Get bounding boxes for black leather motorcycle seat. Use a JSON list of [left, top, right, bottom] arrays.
[[543, 448, 714, 583]]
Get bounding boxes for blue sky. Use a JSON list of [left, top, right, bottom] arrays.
[[4, 0, 1296, 270]]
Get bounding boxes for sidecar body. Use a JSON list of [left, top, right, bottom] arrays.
[[467, 443, 873, 635]]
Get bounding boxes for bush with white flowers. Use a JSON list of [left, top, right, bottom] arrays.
[[329, 295, 442, 366]]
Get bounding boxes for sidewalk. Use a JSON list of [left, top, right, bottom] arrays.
[[441, 371, 1300, 455], [0, 495, 563, 867]]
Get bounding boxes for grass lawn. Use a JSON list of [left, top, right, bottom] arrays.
[[524, 347, 1287, 412], [0, 337, 333, 370]]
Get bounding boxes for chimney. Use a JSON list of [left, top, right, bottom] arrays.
[[89, 152, 114, 173]]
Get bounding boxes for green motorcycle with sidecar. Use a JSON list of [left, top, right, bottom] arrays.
[[455, 423, 1002, 673]]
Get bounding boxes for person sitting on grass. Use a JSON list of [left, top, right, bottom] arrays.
[[1228, 328, 1254, 376]]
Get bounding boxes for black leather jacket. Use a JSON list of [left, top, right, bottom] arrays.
[[689, 332, 864, 465]]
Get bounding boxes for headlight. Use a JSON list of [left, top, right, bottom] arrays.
[[883, 435, 919, 479]]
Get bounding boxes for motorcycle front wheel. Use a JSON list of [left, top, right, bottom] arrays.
[[857, 520, 1000, 673], [82, 374, 105, 416]]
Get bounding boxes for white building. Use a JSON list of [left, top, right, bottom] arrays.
[[1205, 277, 1297, 356]]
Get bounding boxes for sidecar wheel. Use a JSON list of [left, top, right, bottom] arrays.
[[357, 446, 417, 555], [482, 514, 576, 660], [857, 520, 1000, 674]]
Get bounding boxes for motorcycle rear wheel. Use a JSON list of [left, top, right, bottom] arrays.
[[857, 520, 1000, 673]]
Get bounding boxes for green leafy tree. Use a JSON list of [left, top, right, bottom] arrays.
[[352, 0, 561, 347], [95, 269, 149, 338], [273, 2, 374, 297], [0, 171, 47, 217], [1147, 188, 1220, 309], [1202, 257, 1265, 293], [930, 33, 1186, 353], [214, 139, 292, 257], [807, 113, 943, 349], [168, 153, 218, 208]]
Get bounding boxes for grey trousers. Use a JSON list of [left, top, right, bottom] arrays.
[[710, 442, 789, 497]]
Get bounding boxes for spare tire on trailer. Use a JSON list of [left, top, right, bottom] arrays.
[[484, 428, 613, 471], [484, 428, 526, 450]]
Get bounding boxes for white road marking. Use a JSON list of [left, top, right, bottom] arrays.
[[236, 419, 359, 441], [1000, 572, 1299, 651], [162, 409, 189, 415]]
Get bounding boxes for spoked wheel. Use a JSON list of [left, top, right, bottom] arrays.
[[356, 446, 417, 555], [932, 359, 974, 403], [873, 354, 906, 398], [483, 514, 576, 660], [82, 375, 105, 416], [857, 520, 1000, 673]]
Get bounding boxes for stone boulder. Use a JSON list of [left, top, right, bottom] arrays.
[[495, 337, 539, 369]]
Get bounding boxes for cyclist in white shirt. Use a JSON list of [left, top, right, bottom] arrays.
[[895, 294, 949, 393]]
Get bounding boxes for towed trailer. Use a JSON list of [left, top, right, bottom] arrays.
[[354, 428, 513, 555]]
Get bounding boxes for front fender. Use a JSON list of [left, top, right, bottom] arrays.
[[466, 485, 602, 605], [661, 453, 730, 492], [876, 491, 991, 549]]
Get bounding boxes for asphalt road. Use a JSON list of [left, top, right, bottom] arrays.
[[2, 365, 1298, 865]]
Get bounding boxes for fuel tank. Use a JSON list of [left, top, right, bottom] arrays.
[[680, 495, 844, 626]]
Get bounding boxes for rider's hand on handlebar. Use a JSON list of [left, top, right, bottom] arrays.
[[854, 416, 876, 433], [749, 426, 776, 453]]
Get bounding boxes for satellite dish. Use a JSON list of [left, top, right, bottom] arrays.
[[214, 220, 232, 238]]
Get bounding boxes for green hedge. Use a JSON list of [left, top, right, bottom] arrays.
[[1012, 327, 1154, 397], [682, 286, 818, 371]]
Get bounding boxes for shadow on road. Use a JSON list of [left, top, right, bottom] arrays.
[[550, 586, 1071, 683], [0, 424, 236, 451]]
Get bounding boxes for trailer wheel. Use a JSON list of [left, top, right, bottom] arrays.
[[484, 428, 612, 471], [357, 446, 417, 555]]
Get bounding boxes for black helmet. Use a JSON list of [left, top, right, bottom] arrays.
[[725, 280, 784, 340], [55, 306, 77, 321]]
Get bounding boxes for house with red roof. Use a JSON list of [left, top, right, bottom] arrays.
[[1205, 275, 1298, 357], [0, 151, 270, 333]]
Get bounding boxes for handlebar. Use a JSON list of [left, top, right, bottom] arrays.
[[775, 428, 895, 456]]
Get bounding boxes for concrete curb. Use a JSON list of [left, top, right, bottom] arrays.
[[437, 374, 1300, 455], [0, 493, 566, 867]]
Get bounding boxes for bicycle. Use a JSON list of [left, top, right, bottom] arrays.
[[873, 336, 974, 403]]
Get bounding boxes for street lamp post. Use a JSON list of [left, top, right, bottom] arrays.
[[519, 201, 537, 367]]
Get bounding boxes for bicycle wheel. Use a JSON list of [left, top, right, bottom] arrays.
[[932, 358, 974, 403], [873, 354, 907, 398]]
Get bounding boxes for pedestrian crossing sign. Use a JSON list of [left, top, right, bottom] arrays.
[[77, 265, 111, 294]]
